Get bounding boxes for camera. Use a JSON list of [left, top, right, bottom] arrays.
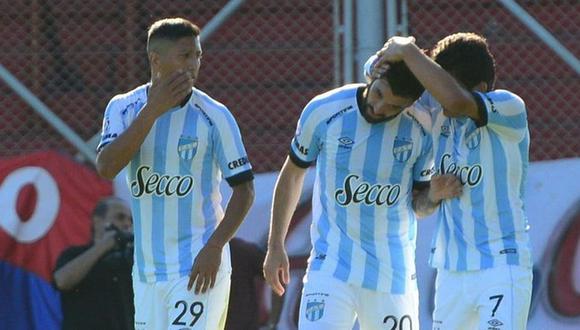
[[105, 224, 134, 250], [103, 225, 134, 268]]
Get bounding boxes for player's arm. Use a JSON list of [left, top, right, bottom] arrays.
[[474, 90, 528, 140], [189, 107, 255, 294], [376, 36, 482, 124], [264, 97, 321, 296], [188, 179, 255, 294], [264, 157, 308, 296], [207, 180, 255, 249], [96, 104, 157, 179], [412, 175, 463, 218], [96, 70, 192, 179], [53, 232, 117, 290]]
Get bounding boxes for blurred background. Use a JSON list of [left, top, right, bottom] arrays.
[[1, 0, 578, 169], [0, 1, 579, 329]]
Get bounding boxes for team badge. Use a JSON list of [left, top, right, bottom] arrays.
[[177, 136, 198, 160], [440, 118, 451, 137], [440, 124, 450, 137], [393, 137, 413, 162], [305, 299, 325, 322], [465, 128, 481, 149]]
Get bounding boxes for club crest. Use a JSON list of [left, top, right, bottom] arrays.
[[465, 129, 481, 149], [440, 124, 450, 137], [305, 299, 325, 322], [440, 118, 451, 138], [177, 136, 198, 160], [393, 137, 413, 162]]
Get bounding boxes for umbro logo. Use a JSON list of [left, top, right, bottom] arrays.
[[488, 319, 503, 327], [338, 136, 354, 145], [338, 136, 354, 149]]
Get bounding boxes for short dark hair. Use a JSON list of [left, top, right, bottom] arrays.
[[147, 17, 200, 53], [379, 61, 425, 100], [431, 32, 496, 91]]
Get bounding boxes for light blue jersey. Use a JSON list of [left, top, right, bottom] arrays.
[[98, 84, 253, 282], [417, 91, 532, 271], [364, 54, 532, 271], [290, 84, 434, 293]]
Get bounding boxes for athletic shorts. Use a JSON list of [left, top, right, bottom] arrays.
[[298, 271, 419, 330], [133, 268, 231, 330], [432, 264, 533, 330]]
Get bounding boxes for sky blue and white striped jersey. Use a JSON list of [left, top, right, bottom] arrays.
[[417, 90, 532, 271], [290, 84, 434, 293], [98, 84, 253, 282]]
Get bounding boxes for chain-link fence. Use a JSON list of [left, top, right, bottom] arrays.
[[409, 0, 580, 161], [0, 0, 578, 172], [0, 0, 335, 173]]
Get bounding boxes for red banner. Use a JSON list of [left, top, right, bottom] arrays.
[[0, 151, 113, 282]]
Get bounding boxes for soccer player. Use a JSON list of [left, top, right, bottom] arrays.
[[263, 61, 463, 329], [95, 18, 255, 330], [373, 33, 533, 330]]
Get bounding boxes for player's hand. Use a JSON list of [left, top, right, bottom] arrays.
[[428, 174, 463, 203], [263, 245, 290, 296], [188, 244, 222, 294], [376, 36, 417, 64], [147, 69, 193, 117], [370, 61, 390, 80]]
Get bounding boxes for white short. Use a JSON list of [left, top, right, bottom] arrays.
[[298, 271, 419, 330], [432, 264, 533, 330], [133, 269, 231, 330]]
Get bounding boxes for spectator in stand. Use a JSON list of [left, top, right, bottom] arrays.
[[53, 197, 134, 330]]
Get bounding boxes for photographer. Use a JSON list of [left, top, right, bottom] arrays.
[[53, 197, 133, 330]]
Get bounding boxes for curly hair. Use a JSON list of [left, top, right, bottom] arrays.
[[431, 32, 496, 91]]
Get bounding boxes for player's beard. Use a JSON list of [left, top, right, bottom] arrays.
[[361, 85, 398, 124]]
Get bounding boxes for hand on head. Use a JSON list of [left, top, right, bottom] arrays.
[[376, 36, 417, 64]]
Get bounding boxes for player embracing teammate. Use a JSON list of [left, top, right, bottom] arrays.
[[263, 41, 463, 329], [373, 33, 533, 330], [265, 32, 533, 330]]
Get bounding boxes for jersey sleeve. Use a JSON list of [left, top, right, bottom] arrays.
[[413, 132, 435, 182], [414, 91, 439, 114], [96, 96, 139, 152], [289, 100, 323, 168], [212, 109, 254, 186], [472, 90, 528, 141]]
